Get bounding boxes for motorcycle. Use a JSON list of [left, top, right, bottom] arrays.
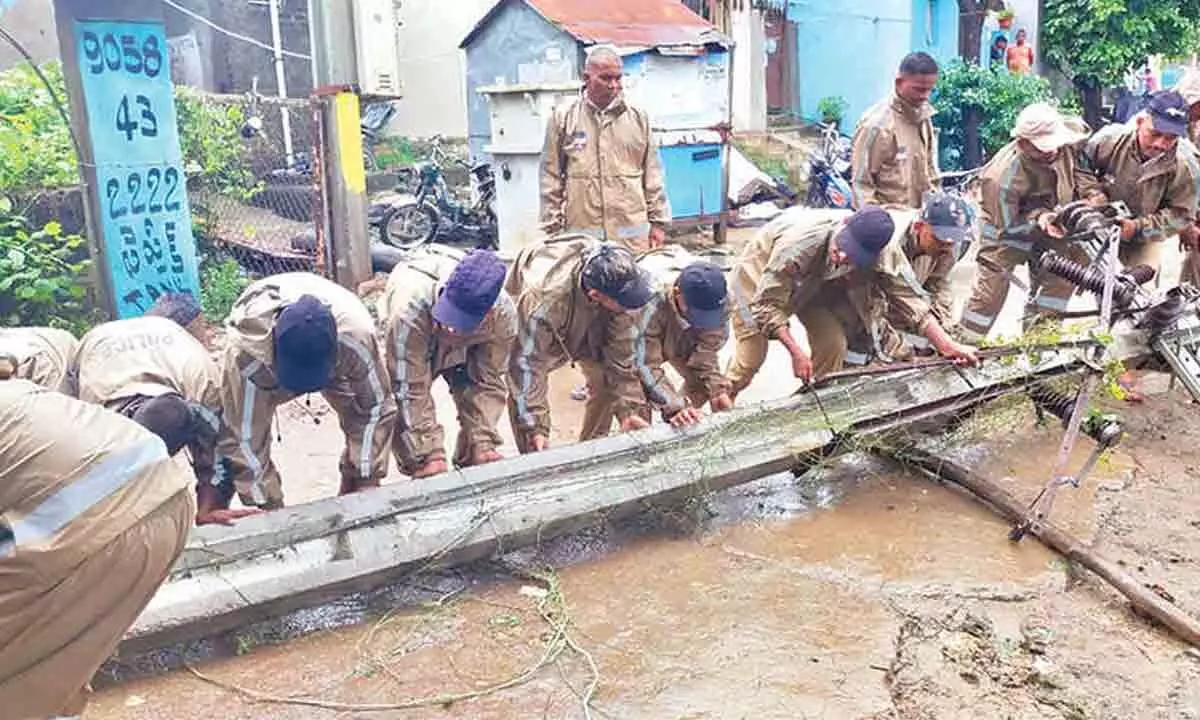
[[378, 135, 498, 251], [806, 121, 854, 209]]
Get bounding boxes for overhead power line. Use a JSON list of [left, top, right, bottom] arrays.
[[157, 0, 313, 61]]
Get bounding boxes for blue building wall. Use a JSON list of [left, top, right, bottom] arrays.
[[787, 0, 957, 129], [463, 2, 579, 159], [911, 0, 959, 64]]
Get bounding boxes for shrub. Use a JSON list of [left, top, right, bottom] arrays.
[[0, 199, 92, 333], [931, 60, 1073, 171], [199, 256, 249, 322], [817, 96, 849, 125]]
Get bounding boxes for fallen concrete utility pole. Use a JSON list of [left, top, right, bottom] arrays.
[[121, 347, 1097, 657], [885, 446, 1200, 649]]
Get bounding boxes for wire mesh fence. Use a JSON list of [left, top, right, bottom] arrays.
[[186, 92, 326, 286]]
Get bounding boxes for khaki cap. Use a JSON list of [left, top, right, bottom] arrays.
[[1012, 102, 1088, 153]]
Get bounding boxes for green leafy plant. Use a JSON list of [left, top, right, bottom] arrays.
[[817, 96, 848, 126], [199, 256, 249, 322], [175, 88, 260, 200], [1043, 0, 1200, 126], [932, 59, 1071, 171], [0, 199, 92, 332], [0, 62, 77, 191]]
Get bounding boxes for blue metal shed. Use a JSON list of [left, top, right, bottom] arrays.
[[459, 0, 734, 226]]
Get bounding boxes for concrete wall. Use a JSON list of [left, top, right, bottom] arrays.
[[391, 0, 492, 139], [789, 0, 912, 128], [0, 0, 309, 95], [788, 0, 956, 129], [0, 0, 59, 67], [910, 0, 959, 66], [730, 6, 767, 132], [463, 1, 578, 159]]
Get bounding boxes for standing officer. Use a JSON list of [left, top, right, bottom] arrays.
[[1077, 90, 1200, 276], [851, 51, 941, 210], [540, 44, 670, 252]]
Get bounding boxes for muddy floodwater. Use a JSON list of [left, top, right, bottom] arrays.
[[86, 374, 1200, 720]]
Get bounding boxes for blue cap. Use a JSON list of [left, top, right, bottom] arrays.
[[836, 206, 895, 269], [676, 262, 727, 330], [1147, 90, 1189, 137], [273, 295, 337, 393], [432, 249, 506, 332]]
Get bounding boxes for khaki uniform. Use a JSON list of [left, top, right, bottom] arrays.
[[960, 141, 1086, 339], [584, 248, 732, 431], [506, 235, 645, 449], [885, 209, 957, 352], [0, 380, 193, 719], [216, 273, 396, 508], [851, 94, 939, 209], [539, 95, 670, 252], [726, 208, 934, 392], [75, 316, 222, 495], [0, 327, 77, 394], [1077, 123, 1200, 271], [379, 248, 518, 473], [1174, 70, 1200, 283]]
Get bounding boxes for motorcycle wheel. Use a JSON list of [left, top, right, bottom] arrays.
[[382, 203, 439, 250]]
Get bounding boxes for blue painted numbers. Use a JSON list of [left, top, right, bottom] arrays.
[[75, 20, 199, 318]]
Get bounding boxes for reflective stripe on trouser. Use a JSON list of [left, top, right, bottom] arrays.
[[1185, 248, 1200, 287], [0, 490, 193, 719], [0, 437, 166, 559], [961, 238, 1091, 337], [576, 360, 651, 442], [578, 361, 713, 439]]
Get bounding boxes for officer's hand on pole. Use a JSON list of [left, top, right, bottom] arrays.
[[196, 508, 262, 526], [945, 341, 981, 367], [790, 348, 814, 383], [1038, 213, 1066, 239], [1119, 218, 1138, 241], [710, 393, 734, 412], [530, 433, 550, 452], [648, 224, 666, 249], [667, 406, 702, 428], [413, 457, 449, 478], [472, 448, 504, 465], [620, 414, 650, 432]]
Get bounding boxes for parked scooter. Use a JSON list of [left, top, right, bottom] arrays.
[[378, 135, 498, 250], [806, 122, 854, 209]]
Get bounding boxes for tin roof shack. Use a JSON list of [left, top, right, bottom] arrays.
[[460, 0, 734, 231]]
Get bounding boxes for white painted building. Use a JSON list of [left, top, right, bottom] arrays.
[[391, 0, 493, 139], [729, 5, 768, 133]]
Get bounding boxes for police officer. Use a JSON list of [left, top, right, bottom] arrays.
[[379, 247, 516, 478], [216, 273, 396, 509], [507, 236, 655, 452]]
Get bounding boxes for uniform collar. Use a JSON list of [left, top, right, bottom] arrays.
[[891, 93, 934, 123], [584, 92, 627, 115]]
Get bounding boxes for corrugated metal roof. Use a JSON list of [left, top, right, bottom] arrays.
[[461, 0, 730, 50]]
